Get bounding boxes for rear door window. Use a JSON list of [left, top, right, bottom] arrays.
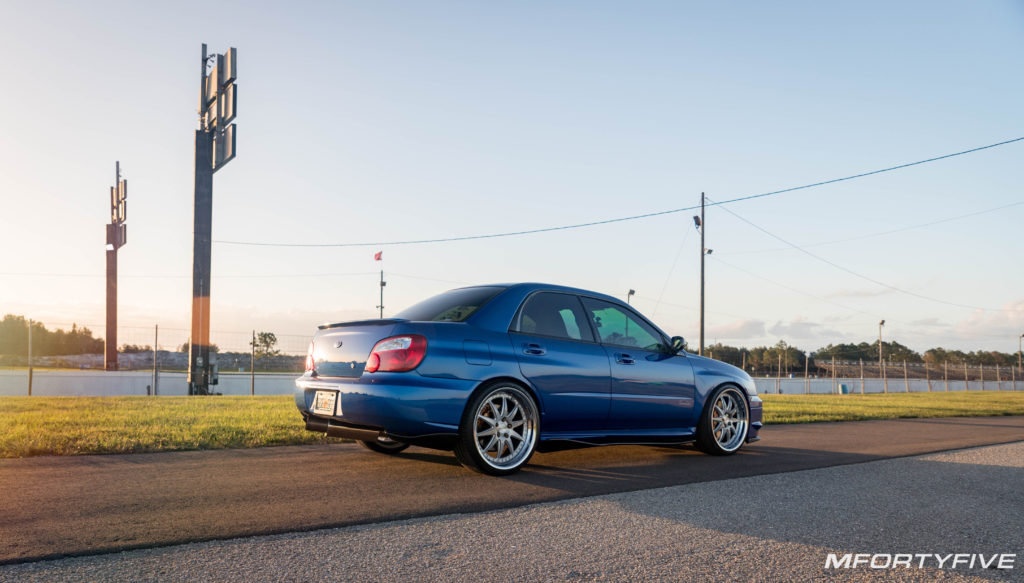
[[513, 292, 594, 342]]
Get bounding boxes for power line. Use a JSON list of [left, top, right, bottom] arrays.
[[708, 198, 1008, 312], [651, 223, 693, 317], [212, 135, 1024, 248], [719, 200, 1024, 256], [709, 255, 879, 319]]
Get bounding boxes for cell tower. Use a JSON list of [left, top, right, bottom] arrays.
[[105, 162, 127, 371], [187, 44, 237, 395]]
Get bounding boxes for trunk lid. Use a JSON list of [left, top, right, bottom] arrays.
[[312, 319, 405, 378]]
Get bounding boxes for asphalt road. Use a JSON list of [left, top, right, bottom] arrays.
[[1, 416, 1023, 566], [5, 441, 1022, 582]]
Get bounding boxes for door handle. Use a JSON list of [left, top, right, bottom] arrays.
[[523, 343, 546, 356], [615, 353, 635, 365]]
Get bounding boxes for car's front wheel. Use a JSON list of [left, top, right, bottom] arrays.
[[454, 382, 539, 475], [358, 436, 409, 455], [696, 385, 750, 455]]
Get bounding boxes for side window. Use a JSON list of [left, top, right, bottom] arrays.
[[514, 292, 594, 342], [580, 297, 666, 352]]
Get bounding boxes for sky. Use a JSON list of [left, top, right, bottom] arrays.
[[1, 0, 1022, 355]]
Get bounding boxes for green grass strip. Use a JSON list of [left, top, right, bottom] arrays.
[[1, 392, 1022, 458], [761, 392, 1024, 424], [0, 396, 333, 458]]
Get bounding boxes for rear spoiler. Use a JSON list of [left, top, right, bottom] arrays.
[[318, 318, 408, 330]]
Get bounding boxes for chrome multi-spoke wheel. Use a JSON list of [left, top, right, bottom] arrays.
[[455, 384, 538, 475], [358, 435, 409, 455], [697, 386, 749, 455]]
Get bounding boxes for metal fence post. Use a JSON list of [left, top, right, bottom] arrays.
[[152, 324, 159, 396], [964, 361, 969, 391], [250, 330, 256, 396], [903, 360, 909, 393], [859, 358, 865, 394], [996, 363, 1001, 390], [27, 319, 33, 396], [831, 355, 836, 394], [925, 362, 931, 392], [882, 359, 888, 394], [981, 362, 985, 391], [776, 353, 781, 394], [804, 355, 809, 394]]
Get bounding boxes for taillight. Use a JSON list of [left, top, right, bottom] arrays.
[[305, 341, 316, 373], [365, 335, 427, 373]]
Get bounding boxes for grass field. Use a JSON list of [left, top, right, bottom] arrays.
[[0, 396, 333, 458], [1, 392, 1023, 458], [760, 392, 1024, 424]]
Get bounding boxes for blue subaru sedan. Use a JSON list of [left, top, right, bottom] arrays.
[[296, 283, 762, 475]]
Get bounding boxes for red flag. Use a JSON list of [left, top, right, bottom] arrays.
[[374, 251, 382, 261]]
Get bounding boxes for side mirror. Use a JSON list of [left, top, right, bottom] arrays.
[[670, 336, 686, 354]]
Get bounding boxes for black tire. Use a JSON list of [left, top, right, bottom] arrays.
[[358, 436, 410, 455], [696, 385, 750, 456], [453, 382, 539, 476]]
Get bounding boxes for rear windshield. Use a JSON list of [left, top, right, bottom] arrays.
[[394, 286, 505, 322]]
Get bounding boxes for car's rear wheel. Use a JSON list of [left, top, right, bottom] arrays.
[[696, 385, 749, 455], [454, 382, 538, 475], [358, 436, 409, 455]]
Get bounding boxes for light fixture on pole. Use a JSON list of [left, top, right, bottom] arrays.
[[627, 289, 635, 304], [878, 320, 885, 357], [1019, 333, 1023, 371]]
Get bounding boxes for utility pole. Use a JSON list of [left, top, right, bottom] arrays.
[[250, 329, 255, 396], [1018, 333, 1023, 372], [106, 161, 127, 371], [693, 194, 707, 356], [187, 43, 237, 395]]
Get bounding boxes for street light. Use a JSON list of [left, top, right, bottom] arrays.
[[1019, 333, 1023, 371], [627, 289, 635, 304]]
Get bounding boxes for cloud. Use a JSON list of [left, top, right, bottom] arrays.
[[767, 316, 845, 341], [951, 299, 1024, 342], [707, 319, 766, 340]]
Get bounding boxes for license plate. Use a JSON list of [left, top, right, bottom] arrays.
[[312, 391, 338, 416]]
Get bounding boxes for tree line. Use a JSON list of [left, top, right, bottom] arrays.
[[0, 315, 103, 356], [0, 315, 281, 359]]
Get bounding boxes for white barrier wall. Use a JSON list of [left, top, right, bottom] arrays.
[[754, 377, 1019, 394], [0, 370, 298, 397]]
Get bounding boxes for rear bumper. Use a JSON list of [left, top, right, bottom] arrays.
[[295, 372, 477, 438]]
